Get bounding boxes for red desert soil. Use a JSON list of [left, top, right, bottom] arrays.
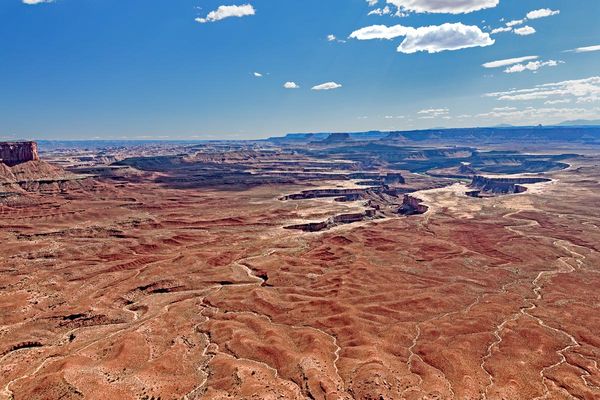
[[1, 159, 600, 400]]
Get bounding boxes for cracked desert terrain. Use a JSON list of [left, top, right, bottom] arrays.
[[1, 138, 600, 400]]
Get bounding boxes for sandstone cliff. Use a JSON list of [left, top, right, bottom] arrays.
[[398, 195, 428, 215], [0, 142, 92, 194], [0, 142, 39, 166]]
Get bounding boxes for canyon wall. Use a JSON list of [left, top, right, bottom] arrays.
[[469, 176, 550, 195]]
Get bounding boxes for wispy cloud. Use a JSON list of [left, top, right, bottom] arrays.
[[476, 106, 599, 125], [566, 45, 600, 53], [368, 6, 391, 16], [504, 60, 562, 74], [418, 108, 449, 118], [486, 76, 600, 103], [483, 56, 539, 69]]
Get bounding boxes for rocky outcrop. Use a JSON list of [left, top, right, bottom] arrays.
[[285, 209, 378, 232], [398, 195, 428, 215], [469, 176, 550, 196], [0, 144, 92, 194], [0, 142, 39, 167]]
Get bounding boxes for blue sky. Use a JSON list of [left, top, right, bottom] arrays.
[[1, 0, 599, 140]]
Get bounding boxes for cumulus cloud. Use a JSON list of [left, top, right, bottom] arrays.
[[399, 24, 493, 53], [350, 23, 494, 53], [526, 8, 560, 20], [253, 72, 263, 77], [514, 26, 536, 36], [22, 0, 53, 3], [482, 56, 539, 68], [367, 0, 379, 6], [485, 76, 600, 102], [283, 82, 300, 89], [195, 4, 255, 24], [386, 0, 499, 14], [504, 60, 561, 74], [311, 82, 342, 91], [327, 34, 337, 42], [568, 44, 600, 53]]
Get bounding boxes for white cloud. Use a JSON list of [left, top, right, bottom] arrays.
[[526, 8, 560, 20], [195, 4, 255, 24], [476, 106, 599, 125], [311, 82, 342, 91], [350, 24, 412, 40], [545, 99, 571, 105], [22, 0, 53, 3], [386, 0, 499, 14], [398, 23, 494, 53], [505, 19, 524, 27], [283, 82, 300, 89], [491, 26, 512, 35], [486, 76, 600, 102], [368, 6, 392, 16], [350, 23, 494, 54], [418, 108, 449, 118], [514, 26, 536, 36], [504, 60, 562, 74], [253, 72, 263, 77], [327, 34, 337, 42], [483, 56, 538, 68], [568, 45, 600, 53], [367, 0, 379, 6]]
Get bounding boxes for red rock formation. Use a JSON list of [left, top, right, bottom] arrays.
[[0, 142, 39, 167], [398, 195, 429, 215]]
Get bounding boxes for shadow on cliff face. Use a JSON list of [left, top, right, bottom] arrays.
[[466, 176, 552, 198]]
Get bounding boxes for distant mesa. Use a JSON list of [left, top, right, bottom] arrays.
[[321, 132, 351, 143], [0, 142, 39, 167], [557, 119, 600, 127], [269, 126, 600, 146]]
